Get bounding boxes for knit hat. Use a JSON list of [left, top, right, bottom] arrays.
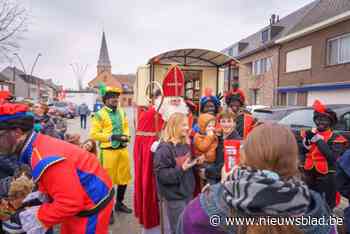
[[198, 113, 216, 134]]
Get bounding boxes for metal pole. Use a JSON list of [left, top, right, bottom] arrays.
[[12, 66, 16, 95], [13, 53, 29, 98], [228, 64, 232, 92], [30, 53, 42, 76], [13, 53, 26, 74], [216, 66, 219, 95]]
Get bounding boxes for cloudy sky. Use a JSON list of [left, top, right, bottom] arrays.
[[3, 0, 313, 89]]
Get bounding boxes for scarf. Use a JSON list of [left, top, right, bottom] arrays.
[[222, 167, 311, 217]]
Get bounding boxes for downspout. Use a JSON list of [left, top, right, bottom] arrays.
[[275, 45, 281, 106], [216, 66, 219, 95]]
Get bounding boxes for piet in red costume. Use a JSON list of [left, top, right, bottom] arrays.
[[302, 100, 348, 209], [0, 102, 113, 234], [225, 87, 255, 139], [133, 65, 188, 231]]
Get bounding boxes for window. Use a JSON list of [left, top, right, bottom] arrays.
[[344, 113, 350, 131], [228, 47, 233, 56], [297, 92, 307, 106], [287, 92, 297, 106], [337, 113, 350, 131], [286, 46, 312, 72], [184, 70, 201, 103], [0, 84, 9, 91], [279, 109, 315, 128], [279, 93, 287, 106], [261, 29, 269, 43], [327, 33, 350, 65], [252, 57, 272, 75], [250, 89, 260, 105]]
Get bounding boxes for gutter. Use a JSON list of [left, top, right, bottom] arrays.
[[236, 41, 275, 60], [277, 82, 350, 92], [276, 10, 350, 44]]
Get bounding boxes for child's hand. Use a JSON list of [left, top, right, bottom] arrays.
[[182, 157, 198, 171], [0, 199, 11, 221], [197, 155, 206, 164], [201, 183, 210, 192]]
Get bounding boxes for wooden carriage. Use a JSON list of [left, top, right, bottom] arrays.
[[134, 48, 239, 108]]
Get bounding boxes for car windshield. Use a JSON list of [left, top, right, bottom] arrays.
[[253, 110, 285, 121], [278, 109, 316, 128], [54, 102, 67, 107]]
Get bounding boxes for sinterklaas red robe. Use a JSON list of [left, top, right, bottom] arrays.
[[133, 106, 164, 229]]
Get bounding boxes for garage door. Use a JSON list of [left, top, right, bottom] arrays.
[[308, 89, 350, 106]]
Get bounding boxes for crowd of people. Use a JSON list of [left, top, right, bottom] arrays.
[[133, 66, 350, 234], [0, 63, 350, 234]]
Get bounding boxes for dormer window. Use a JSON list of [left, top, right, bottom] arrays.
[[261, 26, 284, 43], [261, 29, 269, 43]]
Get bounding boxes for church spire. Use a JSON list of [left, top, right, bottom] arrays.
[[97, 31, 111, 75]]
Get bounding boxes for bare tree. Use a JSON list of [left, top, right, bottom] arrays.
[[0, 0, 27, 60], [70, 63, 88, 91]]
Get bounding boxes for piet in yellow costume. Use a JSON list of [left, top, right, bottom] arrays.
[[90, 83, 132, 213]]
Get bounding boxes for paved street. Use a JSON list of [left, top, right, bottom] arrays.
[[66, 108, 141, 234]]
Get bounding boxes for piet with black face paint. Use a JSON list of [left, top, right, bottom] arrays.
[[312, 100, 338, 132], [201, 101, 216, 115], [199, 88, 221, 116], [302, 99, 348, 210], [315, 116, 332, 132]]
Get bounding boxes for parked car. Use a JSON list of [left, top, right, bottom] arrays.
[[253, 106, 307, 123], [50, 102, 75, 119], [278, 104, 350, 147], [246, 105, 270, 113]]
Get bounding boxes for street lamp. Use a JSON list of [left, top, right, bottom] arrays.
[[13, 53, 42, 100], [30, 53, 42, 76]]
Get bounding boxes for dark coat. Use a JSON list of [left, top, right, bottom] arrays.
[[153, 142, 195, 201], [205, 130, 242, 183]]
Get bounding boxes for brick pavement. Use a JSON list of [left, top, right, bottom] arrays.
[[67, 109, 141, 234]]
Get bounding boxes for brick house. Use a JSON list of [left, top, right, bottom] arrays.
[[0, 66, 60, 102], [222, 1, 319, 106], [223, 0, 350, 107], [0, 72, 15, 93], [276, 0, 350, 106]]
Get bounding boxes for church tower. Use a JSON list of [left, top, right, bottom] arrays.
[[97, 31, 112, 75]]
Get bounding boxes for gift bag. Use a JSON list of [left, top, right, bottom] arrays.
[[224, 140, 241, 173]]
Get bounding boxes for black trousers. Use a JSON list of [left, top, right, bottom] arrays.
[[304, 169, 336, 209], [80, 115, 87, 129], [117, 185, 127, 203]]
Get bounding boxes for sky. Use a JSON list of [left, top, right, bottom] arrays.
[[2, 0, 314, 89]]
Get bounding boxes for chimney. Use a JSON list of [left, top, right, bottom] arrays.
[[270, 14, 277, 25], [276, 15, 280, 22]]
